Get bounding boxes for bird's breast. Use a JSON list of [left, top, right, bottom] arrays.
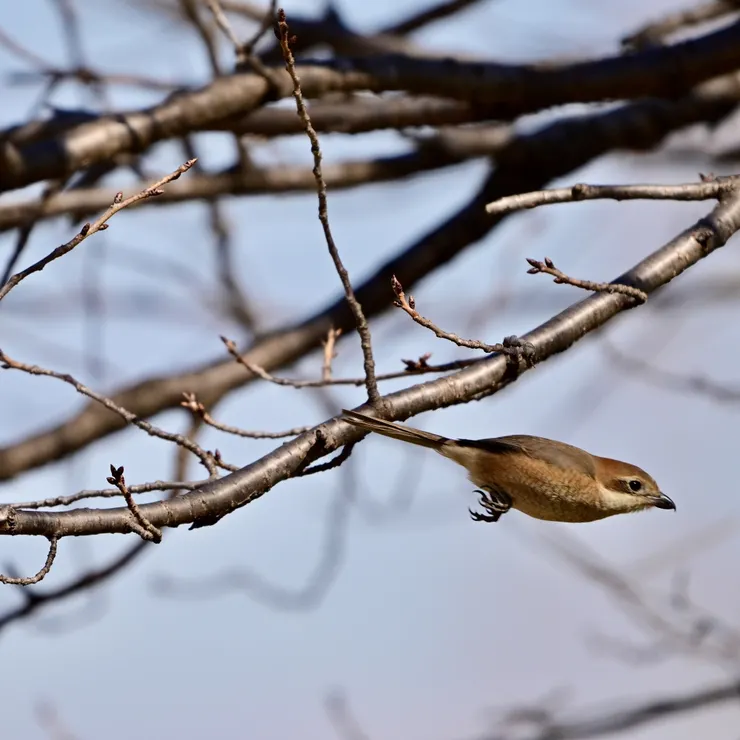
[[466, 454, 613, 523]]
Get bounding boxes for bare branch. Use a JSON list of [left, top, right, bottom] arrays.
[[0, 145, 486, 234], [3, 73, 739, 483], [0, 159, 196, 303], [221, 335, 476, 388], [295, 441, 355, 478], [179, 0, 222, 76], [483, 678, 740, 740], [241, 0, 277, 56], [0, 350, 218, 475], [526, 256, 648, 303], [0, 541, 148, 632], [206, 0, 245, 59], [154, 449, 355, 608], [531, 528, 740, 667], [5, 20, 740, 193], [106, 465, 163, 542], [1, 176, 69, 284], [277, 9, 381, 406], [321, 327, 341, 382], [485, 178, 736, 215], [1, 96, 499, 147], [2, 181, 738, 538], [181, 392, 312, 438], [0, 410, 204, 632], [14, 480, 205, 510], [391, 275, 537, 363], [0, 537, 58, 585]]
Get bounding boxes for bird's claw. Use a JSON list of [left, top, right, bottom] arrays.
[[469, 487, 512, 523], [469, 507, 503, 523]]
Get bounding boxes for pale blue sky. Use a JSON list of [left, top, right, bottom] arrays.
[[2, 1, 740, 739]]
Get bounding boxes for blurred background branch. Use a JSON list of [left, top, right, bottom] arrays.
[[2, 1, 740, 738]]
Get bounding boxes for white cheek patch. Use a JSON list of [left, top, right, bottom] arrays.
[[597, 485, 651, 513]]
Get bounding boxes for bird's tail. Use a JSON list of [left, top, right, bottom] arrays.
[[341, 409, 447, 450]]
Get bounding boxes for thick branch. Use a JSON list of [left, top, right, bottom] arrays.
[[0, 97, 489, 149], [3, 19, 740, 192]]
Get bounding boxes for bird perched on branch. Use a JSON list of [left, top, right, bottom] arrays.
[[342, 409, 675, 523]]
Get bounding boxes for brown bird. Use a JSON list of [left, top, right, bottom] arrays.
[[342, 409, 675, 523]]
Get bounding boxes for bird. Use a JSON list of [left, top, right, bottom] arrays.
[[341, 409, 675, 524]]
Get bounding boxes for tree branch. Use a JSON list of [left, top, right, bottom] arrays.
[[3, 18, 740, 192], [485, 177, 736, 215], [487, 677, 740, 740], [2, 182, 739, 537], [2, 71, 739, 482], [278, 10, 381, 405]]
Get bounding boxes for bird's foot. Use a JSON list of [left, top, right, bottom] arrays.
[[469, 487, 512, 523]]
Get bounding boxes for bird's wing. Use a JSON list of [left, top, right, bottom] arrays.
[[455, 435, 597, 478]]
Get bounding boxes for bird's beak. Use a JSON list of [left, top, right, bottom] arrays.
[[650, 492, 676, 511]]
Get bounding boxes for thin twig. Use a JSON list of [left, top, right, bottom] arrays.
[[277, 9, 381, 406], [390, 275, 537, 362], [1, 183, 737, 536], [0, 540, 147, 631], [0, 145, 485, 233], [209, 0, 279, 81], [485, 178, 735, 215], [321, 327, 341, 382], [526, 257, 648, 303], [153, 464, 354, 610], [0, 537, 58, 585], [207, 0, 244, 55], [107, 465, 163, 542], [206, 0, 278, 66], [1, 177, 69, 285], [211, 449, 241, 472], [180, 0, 222, 75], [0, 350, 218, 475], [296, 442, 355, 477], [181, 392, 312, 438], [0, 159, 196, 303], [0, 411, 202, 629], [221, 335, 478, 386], [242, 0, 277, 55], [14, 480, 205, 510], [178, 134, 257, 331]]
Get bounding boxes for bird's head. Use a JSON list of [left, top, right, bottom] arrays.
[[595, 458, 675, 514]]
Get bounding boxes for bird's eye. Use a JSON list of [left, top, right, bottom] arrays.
[[628, 479, 642, 492]]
